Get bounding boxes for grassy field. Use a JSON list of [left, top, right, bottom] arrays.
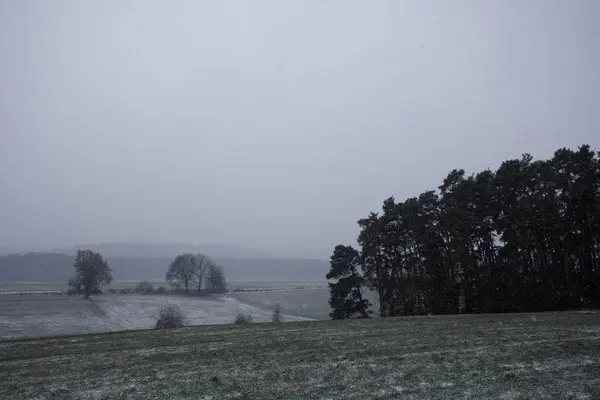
[[228, 280, 327, 291], [1, 311, 599, 399], [0, 294, 311, 339], [230, 287, 331, 319], [0, 280, 333, 323], [0, 281, 148, 292], [229, 287, 379, 320], [0, 280, 328, 293]]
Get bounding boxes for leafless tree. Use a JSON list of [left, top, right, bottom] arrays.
[[272, 302, 283, 324], [195, 253, 214, 292], [166, 253, 197, 293]]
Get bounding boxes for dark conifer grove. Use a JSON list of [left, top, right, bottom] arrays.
[[327, 145, 600, 318]]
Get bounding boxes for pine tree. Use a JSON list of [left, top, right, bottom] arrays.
[[328, 144, 600, 318], [326, 245, 372, 319]]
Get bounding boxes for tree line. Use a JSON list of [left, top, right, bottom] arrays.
[[68, 251, 227, 296], [165, 253, 226, 293], [327, 144, 600, 318]]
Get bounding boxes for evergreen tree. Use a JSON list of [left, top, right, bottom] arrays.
[[326, 245, 371, 319], [327, 144, 600, 318]]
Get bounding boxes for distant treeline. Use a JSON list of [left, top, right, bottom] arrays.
[[0, 253, 328, 282], [328, 145, 600, 318]]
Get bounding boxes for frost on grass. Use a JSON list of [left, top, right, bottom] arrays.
[[1, 311, 599, 399], [155, 305, 185, 329], [94, 295, 311, 331], [0, 295, 119, 339], [0, 294, 312, 338]]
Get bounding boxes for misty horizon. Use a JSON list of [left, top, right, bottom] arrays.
[[0, 241, 334, 261], [1, 1, 598, 252]]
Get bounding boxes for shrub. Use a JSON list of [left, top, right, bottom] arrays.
[[108, 288, 118, 294], [155, 286, 167, 294], [234, 313, 253, 325], [272, 302, 283, 324], [135, 281, 154, 294], [155, 305, 185, 329]]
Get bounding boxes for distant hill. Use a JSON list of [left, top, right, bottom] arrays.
[[2, 242, 331, 260], [0, 246, 36, 255], [0, 252, 328, 283], [50, 242, 270, 259], [266, 247, 332, 261]]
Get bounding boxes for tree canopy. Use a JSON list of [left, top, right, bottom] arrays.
[[327, 144, 600, 318], [72, 249, 113, 298], [207, 263, 227, 293], [327, 245, 371, 319], [166, 253, 227, 293], [166, 253, 197, 293]]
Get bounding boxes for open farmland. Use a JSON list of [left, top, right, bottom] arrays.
[[0, 279, 328, 292], [0, 281, 162, 293], [0, 280, 336, 320], [0, 294, 311, 339], [228, 279, 327, 291], [0, 282, 70, 292], [1, 312, 599, 399], [230, 287, 380, 320], [230, 287, 335, 320]]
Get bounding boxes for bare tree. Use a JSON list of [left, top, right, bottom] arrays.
[[195, 253, 214, 292], [272, 302, 283, 324], [155, 305, 185, 329], [208, 264, 227, 293], [166, 253, 197, 293], [73, 249, 112, 298]]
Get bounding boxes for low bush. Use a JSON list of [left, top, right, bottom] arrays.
[[155, 286, 167, 294], [135, 281, 154, 294], [272, 302, 283, 324], [155, 305, 185, 329], [234, 313, 253, 324]]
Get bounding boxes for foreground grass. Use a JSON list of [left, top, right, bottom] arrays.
[[1, 312, 599, 399]]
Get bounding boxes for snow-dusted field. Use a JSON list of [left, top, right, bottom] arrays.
[[1, 311, 599, 399], [0, 280, 333, 319], [0, 295, 117, 338], [0, 294, 311, 339], [230, 287, 379, 320], [230, 287, 333, 319], [0, 279, 328, 293], [94, 294, 311, 330]]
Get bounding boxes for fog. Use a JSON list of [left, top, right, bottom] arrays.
[[1, 1, 598, 256]]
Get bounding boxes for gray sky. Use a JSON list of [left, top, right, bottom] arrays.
[[1, 1, 599, 254]]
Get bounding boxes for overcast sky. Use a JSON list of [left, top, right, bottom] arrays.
[[0, 1, 598, 253]]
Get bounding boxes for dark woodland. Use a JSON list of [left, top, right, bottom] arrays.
[[328, 145, 600, 318]]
